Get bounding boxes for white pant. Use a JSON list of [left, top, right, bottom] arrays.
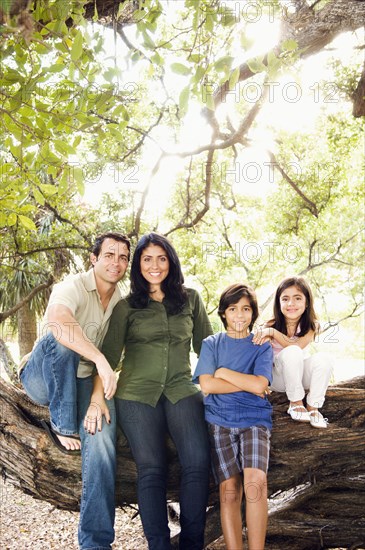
[[270, 346, 333, 408]]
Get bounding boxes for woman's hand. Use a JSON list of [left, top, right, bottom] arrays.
[[253, 327, 274, 345], [83, 398, 111, 435]]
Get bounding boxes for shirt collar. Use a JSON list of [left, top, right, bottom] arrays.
[[84, 268, 98, 291], [84, 268, 122, 303]]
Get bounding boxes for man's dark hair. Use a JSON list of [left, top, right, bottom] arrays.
[[92, 232, 131, 259]]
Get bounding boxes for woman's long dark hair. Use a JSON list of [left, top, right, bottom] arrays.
[[129, 233, 188, 314], [269, 277, 318, 336]]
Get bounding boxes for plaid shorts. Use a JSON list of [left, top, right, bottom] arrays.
[[208, 424, 271, 484]]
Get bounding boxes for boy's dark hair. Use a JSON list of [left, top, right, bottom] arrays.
[[270, 276, 318, 337], [218, 283, 259, 331], [129, 232, 187, 314], [92, 232, 131, 259]]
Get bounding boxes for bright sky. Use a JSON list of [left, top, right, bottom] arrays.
[[83, 5, 362, 213]]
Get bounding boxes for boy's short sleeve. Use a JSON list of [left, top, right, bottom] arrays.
[[192, 336, 217, 384], [254, 342, 273, 384]]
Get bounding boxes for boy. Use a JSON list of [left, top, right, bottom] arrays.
[[193, 283, 273, 550]]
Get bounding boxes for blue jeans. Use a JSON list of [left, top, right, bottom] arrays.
[[20, 333, 80, 435], [20, 334, 117, 549], [77, 376, 117, 550], [116, 393, 210, 550]]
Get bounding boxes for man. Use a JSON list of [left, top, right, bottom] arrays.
[[20, 231, 130, 550]]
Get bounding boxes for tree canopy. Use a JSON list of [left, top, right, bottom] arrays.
[[0, 0, 364, 363]]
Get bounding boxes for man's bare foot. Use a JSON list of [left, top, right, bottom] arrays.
[[41, 420, 81, 455], [57, 434, 81, 451]]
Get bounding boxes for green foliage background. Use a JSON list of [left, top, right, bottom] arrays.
[[0, 0, 364, 375]]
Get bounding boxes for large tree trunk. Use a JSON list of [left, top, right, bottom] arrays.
[[17, 303, 37, 358], [0, 375, 364, 548]]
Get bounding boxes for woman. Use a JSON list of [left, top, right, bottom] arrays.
[[99, 233, 212, 550]]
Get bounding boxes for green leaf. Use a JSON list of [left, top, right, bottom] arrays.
[[142, 30, 155, 50], [103, 67, 122, 83], [214, 56, 234, 74], [205, 92, 215, 111], [73, 167, 84, 195], [8, 212, 17, 226], [18, 215, 37, 231], [59, 171, 69, 194], [281, 39, 298, 52], [240, 34, 254, 51], [192, 65, 206, 84], [39, 183, 58, 196], [71, 30, 84, 62], [0, 211, 7, 227], [246, 56, 266, 74], [267, 51, 281, 76], [54, 140, 76, 156], [179, 85, 190, 114], [73, 135, 82, 148], [33, 187, 45, 205], [229, 67, 240, 91], [170, 63, 191, 76], [47, 64, 66, 73], [205, 14, 214, 33]]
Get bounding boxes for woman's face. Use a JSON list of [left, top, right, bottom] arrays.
[[279, 285, 306, 322], [140, 244, 170, 288]]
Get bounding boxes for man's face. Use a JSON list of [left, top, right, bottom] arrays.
[[91, 238, 129, 285]]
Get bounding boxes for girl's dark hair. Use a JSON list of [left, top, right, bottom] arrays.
[[129, 233, 187, 314], [270, 277, 318, 336], [92, 232, 130, 259], [218, 283, 259, 331]]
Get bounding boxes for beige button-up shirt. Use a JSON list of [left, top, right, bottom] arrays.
[[40, 269, 122, 377]]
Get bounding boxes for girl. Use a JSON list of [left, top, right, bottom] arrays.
[[253, 276, 333, 428], [193, 283, 273, 550]]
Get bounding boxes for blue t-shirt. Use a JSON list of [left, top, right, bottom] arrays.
[[193, 332, 273, 430]]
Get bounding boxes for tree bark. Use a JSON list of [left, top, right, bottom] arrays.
[[17, 303, 37, 358], [0, 375, 364, 548]]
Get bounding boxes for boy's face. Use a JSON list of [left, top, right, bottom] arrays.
[[223, 296, 253, 336]]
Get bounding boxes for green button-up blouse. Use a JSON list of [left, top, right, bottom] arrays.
[[101, 287, 213, 406]]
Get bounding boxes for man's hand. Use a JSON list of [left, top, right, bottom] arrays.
[[95, 356, 117, 399], [84, 399, 111, 434]]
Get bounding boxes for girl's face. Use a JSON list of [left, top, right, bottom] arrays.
[[224, 296, 253, 337], [279, 285, 306, 323], [140, 244, 170, 288]]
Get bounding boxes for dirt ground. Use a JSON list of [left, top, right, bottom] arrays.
[[0, 478, 225, 549]]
